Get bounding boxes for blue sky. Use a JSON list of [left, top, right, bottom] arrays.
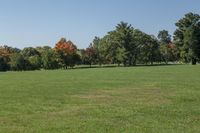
[[0, 0, 200, 49]]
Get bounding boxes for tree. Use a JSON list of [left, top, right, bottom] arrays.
[[138, 34, 160, 65], [85, 45, 97, 67], [9, 53, 31, 71], [97, 35, 112, 64], [157, 30, 179, 64], [28, 55, 41, 70], [99, 32, 127, 65], [158, 30, 171, 44], [0, 45, 19, 71], [1, 45, 20, 54], [174, 12, 200, 65], [21, 47, 40, 57], [114, 22, 136, 66], [36, 46, 52, 54], [41, 49, 61, 70], [91, 36, 102, 65], [55, 38, 79, 68], [132, 29, 147, 64], [20, 47, 43, 70], [0, 56, 9, 71], [159, 43, 178, 64]]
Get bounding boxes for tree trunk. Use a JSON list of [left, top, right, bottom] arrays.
[[192, 58, 197, 65], [128, 58, 132, 66], [123, 61, 127, 67], [151, 61, 153, 65]]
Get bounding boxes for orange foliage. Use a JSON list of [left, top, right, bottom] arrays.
[[55, 38, 77, 55], [0, 46, 11, 57]]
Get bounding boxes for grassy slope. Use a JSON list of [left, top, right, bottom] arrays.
[[0, 65, 200, 133]]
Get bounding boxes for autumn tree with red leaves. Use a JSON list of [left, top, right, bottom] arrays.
[[55, 38, 80, 68]]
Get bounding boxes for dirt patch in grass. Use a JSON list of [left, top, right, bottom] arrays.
[[72, 91, 114, 104], [72, 88, 171, 107]]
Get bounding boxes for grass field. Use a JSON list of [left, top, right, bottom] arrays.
[[0, 65, 200, 133]]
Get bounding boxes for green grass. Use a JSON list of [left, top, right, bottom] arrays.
[[0, 65, 200, 133]]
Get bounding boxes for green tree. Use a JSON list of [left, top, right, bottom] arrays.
[[174, 12, 200, 65], [28, 55, 42, 70], [91, 36, 102, 65], [98, 35, 111, 64], [21, 47, 40, 57], [110, 22, 136, 66], [157, 30, 179, 64], [158, 30, 171, 44], [101, 32, 127, 65], [138, 34, 160, 65], [0, 56, 9, 71], [41, 49, 61, 70], [9, 53, 31, 71], [36, 46, 52, 54]]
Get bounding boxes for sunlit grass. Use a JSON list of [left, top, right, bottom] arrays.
[[0, 65, 200, 133]]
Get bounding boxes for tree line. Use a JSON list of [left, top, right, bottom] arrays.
[[0, 12, 200, 71]]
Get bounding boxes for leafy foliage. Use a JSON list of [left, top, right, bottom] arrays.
[[9, 53, 31, 71], [55, 38, 80, 68], [41, 49, 61, 70], [174, 12, 200, 64], [1, 12, 200, 71]]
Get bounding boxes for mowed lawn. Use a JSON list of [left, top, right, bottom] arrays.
[[0, 65, 200, 133]]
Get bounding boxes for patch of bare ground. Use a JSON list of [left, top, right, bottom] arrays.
[[72, 88, 171, 106]]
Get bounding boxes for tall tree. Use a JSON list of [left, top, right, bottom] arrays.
[[113, 22, 136, 66], [138, 34, 160, 65], [174, 12, 200, 65], [55, 38, 79, 68], [105, 31, 127, 65], [157, 30, 179, 63], [158, 30, 171, 44], [85, 44, 97, 67], [91, 36, 102, 65]]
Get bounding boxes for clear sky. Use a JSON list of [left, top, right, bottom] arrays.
[[0, 0, 200, 49]]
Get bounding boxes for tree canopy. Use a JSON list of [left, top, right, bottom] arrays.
[[174, 12, 200, 64], [0, 12, 200, 71]]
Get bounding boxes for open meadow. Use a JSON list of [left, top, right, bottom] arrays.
[[0, 65, 200, 133]]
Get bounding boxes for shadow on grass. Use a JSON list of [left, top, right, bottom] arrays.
[[0, 63, 191, 72], [73, 63, 185, 70]]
